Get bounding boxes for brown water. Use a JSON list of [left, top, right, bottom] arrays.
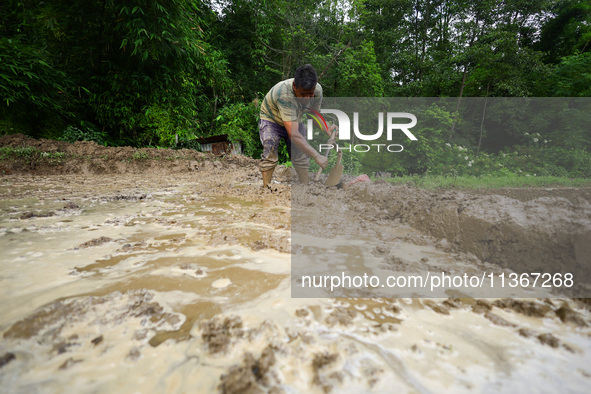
[[1, 175, 590, 393]]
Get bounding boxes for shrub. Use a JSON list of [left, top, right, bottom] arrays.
[[61, 123, 106, 145], [215, 101, 262, 158]]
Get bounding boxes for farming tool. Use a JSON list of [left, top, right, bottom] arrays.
[[325, 149, 343, 187], [314, 128, 343, 186], [305, 107, 344, 187]]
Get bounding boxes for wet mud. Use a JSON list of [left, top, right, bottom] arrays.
[[1, 135, 591, 393], [292, 180, 591, 297]]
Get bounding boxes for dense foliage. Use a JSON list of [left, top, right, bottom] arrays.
[[1, 0, 590, 177]]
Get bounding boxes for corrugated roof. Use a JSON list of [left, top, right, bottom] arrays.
[[194, 134, 230, 144]]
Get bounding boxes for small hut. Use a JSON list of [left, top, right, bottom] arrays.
[[194, 135, 242, 156]]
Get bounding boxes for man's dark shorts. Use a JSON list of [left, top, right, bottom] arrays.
[[258, 119, 310, 172]]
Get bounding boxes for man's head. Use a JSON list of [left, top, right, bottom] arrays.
[[293, 64, 317, 106]]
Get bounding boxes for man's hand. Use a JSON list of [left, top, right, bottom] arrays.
[[326, 124, 338, 138], [314, 153, 328, 169]]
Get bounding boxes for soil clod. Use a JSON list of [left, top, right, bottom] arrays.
[[493, 299, 551, 318], [538, 333, 560, 348], [78, 236, 113, 249], [326, 308, 357, 327], [0, 352, 16, 368], [484, 312, 517, 327], [201, 316, 244, 354], [555, 305, 588, 327]]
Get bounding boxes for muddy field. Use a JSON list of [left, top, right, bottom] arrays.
[[1, 134, 591, 393]]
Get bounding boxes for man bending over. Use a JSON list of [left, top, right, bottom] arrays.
[[258, 64, 337, 188]]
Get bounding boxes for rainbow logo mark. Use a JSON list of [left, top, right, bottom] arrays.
[[304, 107, 328, 132]]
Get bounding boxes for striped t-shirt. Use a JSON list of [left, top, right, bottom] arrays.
[[260, 78, 322, 127]]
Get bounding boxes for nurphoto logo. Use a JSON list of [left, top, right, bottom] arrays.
[[306, 110, 418, 153]]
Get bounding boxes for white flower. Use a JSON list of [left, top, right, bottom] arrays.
[[533, 138, 538, 142], [544, 140, 548, 143], [465, 156, 469, 160], [468, 163, 472, 167], [518, 169, 522, 172], [525, 132, 529, 136], [446, 143, 451, 147], [526, 174, 530, 177]]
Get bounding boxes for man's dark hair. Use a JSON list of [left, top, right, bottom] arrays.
[[294, 64, 318, 90]]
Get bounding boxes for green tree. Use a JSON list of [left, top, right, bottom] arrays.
[[1, 0, 230, 145], [547, 52, 591, 97], [321, 40, 384, 97], [536, 0, 591, 64]]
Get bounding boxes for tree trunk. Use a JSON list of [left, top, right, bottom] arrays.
[[477, 82, 490, 156], [419, 0, 431, 82], [448, 67, 467, 142], [210, 86, 218, 132]]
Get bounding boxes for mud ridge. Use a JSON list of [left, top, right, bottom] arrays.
[[292, 181, 591, 296], [0, 133, 259, 176]]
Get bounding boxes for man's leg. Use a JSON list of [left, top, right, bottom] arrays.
[[288, 123, 311, 184], [259, 120, 288, 188]]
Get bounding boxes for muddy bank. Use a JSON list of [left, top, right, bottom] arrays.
[[457, 187, 591, 204], [0, 133, 261, 177], [292, 180, 591, 297]]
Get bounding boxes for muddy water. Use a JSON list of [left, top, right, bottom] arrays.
[[1, 175, 591, 393]]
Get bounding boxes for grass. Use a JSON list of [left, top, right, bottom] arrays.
[[40, 151, 69, 164], [132, 151, 150, 160], [0, 146, 39, 159], [386, 175, 591, 190], [41, 151, 67, 159]]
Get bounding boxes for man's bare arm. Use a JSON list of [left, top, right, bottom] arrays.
[[285, 121, 328, 169]]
